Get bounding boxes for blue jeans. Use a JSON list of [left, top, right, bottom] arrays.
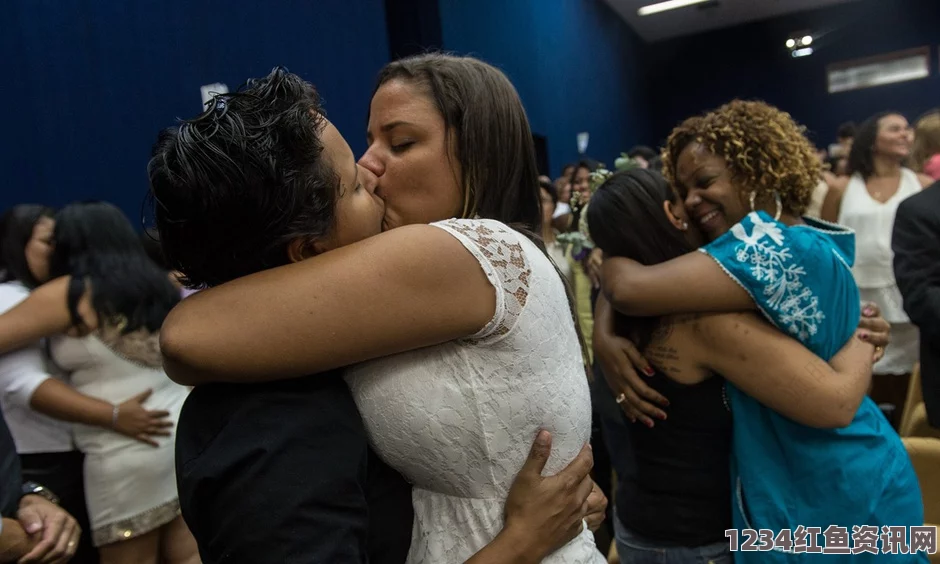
[[614, 510, 732, 564]]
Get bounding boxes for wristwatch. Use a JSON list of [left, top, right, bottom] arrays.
[[21, 481, 59, 505]]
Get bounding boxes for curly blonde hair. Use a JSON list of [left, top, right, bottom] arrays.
[[662, 100, 820, 216]]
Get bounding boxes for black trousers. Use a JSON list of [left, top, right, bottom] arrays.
[[20, 450, 98, 564]]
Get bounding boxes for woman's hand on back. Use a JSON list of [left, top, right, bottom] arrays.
[[593, 295, 668, 427], [500, 431, 594, 560], [112, 389, 173, 447]]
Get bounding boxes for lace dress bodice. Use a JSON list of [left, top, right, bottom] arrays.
[[346, 219, 603, 563]]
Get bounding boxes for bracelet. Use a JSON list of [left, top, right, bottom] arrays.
[[111, 405, 120, 428]]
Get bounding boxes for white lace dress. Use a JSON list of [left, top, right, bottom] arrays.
[[346, 219, 604, 564], [50, 326, 189, 546]]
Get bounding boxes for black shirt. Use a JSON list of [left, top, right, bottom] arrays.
[[175, 372, 413, 564], [617, 371, 732, 547]]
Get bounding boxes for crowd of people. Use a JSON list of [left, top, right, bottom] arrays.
[[0, 52, 937, 564]]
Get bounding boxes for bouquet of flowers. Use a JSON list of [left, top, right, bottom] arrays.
[[557, 153, 642, 258]]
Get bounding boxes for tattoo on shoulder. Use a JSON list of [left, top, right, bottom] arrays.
[[646, 344, 682, 376], [648, 319, 690, 376], [651, 322, 674, 343]]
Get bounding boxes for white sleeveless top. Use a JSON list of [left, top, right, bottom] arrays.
[[838, 169, 920, 289], [346, 219, 603, 564]]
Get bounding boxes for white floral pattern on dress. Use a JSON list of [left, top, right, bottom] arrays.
[[345, 219, 603, 564], [730, 212, 825, 341]]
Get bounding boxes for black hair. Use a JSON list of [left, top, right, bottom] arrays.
[[0, 205, 56, 289], [539, 179, 558, 205], [570, 159, 601, 180], [837, 122, 857, 140], [140, 228, 169, 270], [628, 145, 657, 162], [647, 155, 663, 173], [587, 169, 693, 351], [148, 67, 338, 288], [49, 202, 179, 334], [848, 111, 905, 179]]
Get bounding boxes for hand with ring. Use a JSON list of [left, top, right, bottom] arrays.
[[16, 494, 81, 564]]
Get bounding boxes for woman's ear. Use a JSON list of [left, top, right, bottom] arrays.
[[287, 238, 323, 263], [663, 201, 689, 231]]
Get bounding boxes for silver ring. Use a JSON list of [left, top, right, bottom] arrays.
[[615, 393, 626, 404]]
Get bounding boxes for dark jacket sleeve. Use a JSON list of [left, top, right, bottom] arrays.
[[175, 378, 372, 564], [893, 192, 940, 339], [893, 188, 940, 427]]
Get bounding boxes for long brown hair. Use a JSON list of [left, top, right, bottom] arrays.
[[373, 53, 591, 375]]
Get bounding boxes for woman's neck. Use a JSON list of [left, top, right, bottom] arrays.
[[779, 212, 805, 226], [871, 154, 902, 178]]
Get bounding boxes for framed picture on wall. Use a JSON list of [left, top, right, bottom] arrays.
[[827, 47, 930, 94]]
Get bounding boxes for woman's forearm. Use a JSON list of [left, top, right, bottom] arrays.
[[602, 253, 753, 317], [0, 518, 32, 563], [825, 335, 875, 414], [0, 278, 74, 356], [697, 313, 872, 428], [29, 379, 112, 428], [159, 225, 496, 385]]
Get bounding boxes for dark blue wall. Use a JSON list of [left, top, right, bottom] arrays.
[[438, 0, 649, 177], [0, 0, 389, 219], [645, 0, 940, 147]]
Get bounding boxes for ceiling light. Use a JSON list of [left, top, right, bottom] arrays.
[[792, 47, 814, 58], [786, 39, 796, 48], [638, 0, 711, 16], [802, 35, 813, 46]]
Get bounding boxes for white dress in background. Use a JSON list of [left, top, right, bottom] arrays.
[[346, 218, 603, 564], [51, 328, 189, 546], [838, 168, 921, 375]]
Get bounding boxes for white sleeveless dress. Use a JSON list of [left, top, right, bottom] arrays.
[[838, 169, 921, 375], [346, 219, 604, 564], [50, 327, 189, 546]]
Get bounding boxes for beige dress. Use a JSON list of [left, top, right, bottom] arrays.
[[50, 327, 189, 546]]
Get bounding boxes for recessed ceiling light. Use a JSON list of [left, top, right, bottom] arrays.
[[638, 0, 712, 16]]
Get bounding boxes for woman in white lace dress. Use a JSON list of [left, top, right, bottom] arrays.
[[0, 202, 198, 564], [157, 55, 606, 564]]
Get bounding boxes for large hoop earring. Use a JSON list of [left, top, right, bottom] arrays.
[[748, 191, 782, 221]]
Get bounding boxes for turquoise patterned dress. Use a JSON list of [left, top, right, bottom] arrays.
[[702, 211, 926, 562]]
